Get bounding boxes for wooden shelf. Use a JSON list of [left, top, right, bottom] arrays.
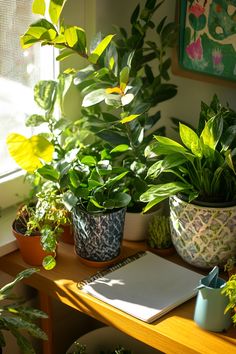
[[0, 242, 235, 354]]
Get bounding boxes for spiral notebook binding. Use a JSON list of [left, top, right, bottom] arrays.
[[77, 251, 146, 290]]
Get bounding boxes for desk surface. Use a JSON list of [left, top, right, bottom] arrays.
[[0, 242, 236, 354]]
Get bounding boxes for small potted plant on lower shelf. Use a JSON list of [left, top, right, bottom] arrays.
[[0, 268, 47, 354], [221, 275, 236, 326], [12, 181, 71, 270], [147, 215, 175, 256]]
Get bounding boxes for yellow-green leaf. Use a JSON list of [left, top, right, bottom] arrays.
[[49, 0, 67, 24], [179, 123, 202, 157], [120, 114, 140, 124], [88, 34, 115, 64], [32, 0, 46, 15], [120, 66, 130, 92], [6, 134, 54, 173]]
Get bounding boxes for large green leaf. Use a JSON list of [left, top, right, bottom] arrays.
[[140, 182, 190, 212], [200, 116, 223, 153], [64, 26, 86, 53], [147, 153, 188, 178], [32, 0, 46, 15], [34, 80, 57, 111], [25, 114, 47, 127], [20, 19, 58, 48], [49, 0, 67, 24], [150, 136, 188, 156], [103, 193, 131, 209], [119, 66, 130, 92], [82, 89, 107, 107], [37, 165, 60, 182], [179, 123, 202, 157], [6, 134, 54, 173], [88, 34, 115, 64]]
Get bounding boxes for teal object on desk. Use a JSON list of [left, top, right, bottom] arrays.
[[194, 266, 232, 332]]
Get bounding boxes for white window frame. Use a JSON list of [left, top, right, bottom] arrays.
[[0, 0, 95, 255]]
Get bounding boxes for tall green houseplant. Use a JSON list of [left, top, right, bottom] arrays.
[[19, 0, 177, 212]]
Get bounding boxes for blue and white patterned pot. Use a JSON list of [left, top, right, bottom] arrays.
[[169, 195, 236, 269], [72, 207, 126, 262]]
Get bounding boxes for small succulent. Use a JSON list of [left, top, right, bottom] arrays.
[[148, 215, 172, 249]]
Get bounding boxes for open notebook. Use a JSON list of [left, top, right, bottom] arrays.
[[79, 251, 202, 323]]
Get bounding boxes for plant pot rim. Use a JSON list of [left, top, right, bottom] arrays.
[[75, 251, 122, 268], [12, 220, 41, 237], [174, 194, 236, 209], [74, 206, 126, 216]]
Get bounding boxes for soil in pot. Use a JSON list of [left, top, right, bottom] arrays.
[[12, 220, 54, 266]]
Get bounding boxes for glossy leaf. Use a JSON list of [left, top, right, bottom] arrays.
[[64, 26, 86, 53], [0, 268, 39, 297], [88, 34, 115, 64], [103, 192, 131, 209], [25, 114, 47, 127], [82, 89, 106, 107], [34, 80, 57, 111], [120, 66, 130, 92], [179, 123, 202, 157], [140, 182, 190, 212], [110, 144, 130, 153], [121, 93, 134, 106], [43, 256, 56, 270], [6, 134, 54, 173], [151, 136, 188, 156], [37, 165, 60, 182], [120, 114, 140, 124], [32, 0, 46, 15], [49, 0, 67, 24]]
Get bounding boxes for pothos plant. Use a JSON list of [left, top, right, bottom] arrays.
[[0, 268, 47, 354], [140, 95, 236, 212], [17, 0, 178, 212]]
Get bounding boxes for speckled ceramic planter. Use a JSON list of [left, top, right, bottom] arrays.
[[169, 195, 236, 269], [72, 207, 126, 262]]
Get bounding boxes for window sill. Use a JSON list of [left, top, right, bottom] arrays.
[[0, 206, 18, 257]]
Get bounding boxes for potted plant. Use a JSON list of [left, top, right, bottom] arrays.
[[0, 268, 47, 354], [140, 95, 236, 268], [19, 0, 178, 242], [222, 275, 236, 326], [49, 144, 131, 266], [147, 215, 175, 256], [11, 181, 72, 270]]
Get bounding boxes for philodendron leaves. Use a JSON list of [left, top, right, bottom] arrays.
[[140, 182, 191, 213], [6, 134, 54, 173]]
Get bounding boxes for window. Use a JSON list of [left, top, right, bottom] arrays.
[[0, 0, 56, 208]]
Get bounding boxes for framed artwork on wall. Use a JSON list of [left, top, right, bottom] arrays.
[[172, 0, 236, 88]]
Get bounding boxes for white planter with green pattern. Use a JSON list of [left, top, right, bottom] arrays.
[[169, 195, 236, 269]]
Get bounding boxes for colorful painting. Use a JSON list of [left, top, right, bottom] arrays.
[[179, 0, 236, 81]]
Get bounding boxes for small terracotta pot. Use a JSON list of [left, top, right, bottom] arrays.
[[12, 221, 54, 266], [60, 224, 74, 245]]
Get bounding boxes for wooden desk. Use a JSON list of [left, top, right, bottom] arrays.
[[0, 242, 236, 354]]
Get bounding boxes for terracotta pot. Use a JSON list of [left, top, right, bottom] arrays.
[[60, 224, 74, 245], [12, 221, 54, 266]]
